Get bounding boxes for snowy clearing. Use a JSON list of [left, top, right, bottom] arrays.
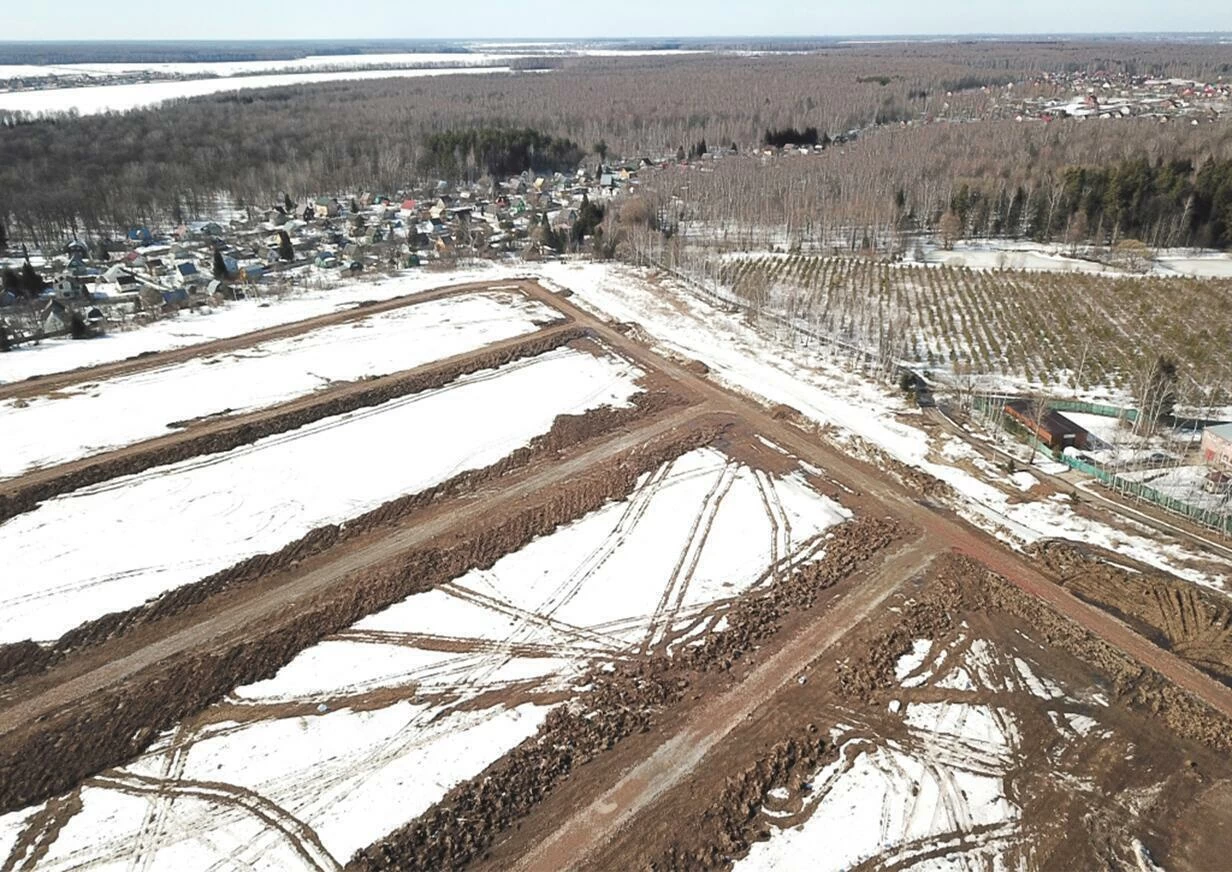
[[0, 53, 521, 81], [0, 263, 519, 384], [0, 66, 514, 116], [0, 344, 643, 644], [0, 289, 559, 479], [0, 446, 850, 868]]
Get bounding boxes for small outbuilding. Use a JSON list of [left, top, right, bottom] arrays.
[[1004, 401, 1092, 452]]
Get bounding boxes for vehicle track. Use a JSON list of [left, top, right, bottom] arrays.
[[509, 537, 937, 872]]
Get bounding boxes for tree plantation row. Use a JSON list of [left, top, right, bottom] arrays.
[[714, 255, 1232, 404]]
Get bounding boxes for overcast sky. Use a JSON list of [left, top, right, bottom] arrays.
[[6, 0, 1230, 41]]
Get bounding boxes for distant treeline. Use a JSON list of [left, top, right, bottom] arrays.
[[1, 43, 1231, 243], [420, 128, 585, 179]]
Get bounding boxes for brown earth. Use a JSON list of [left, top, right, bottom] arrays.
[[6, 277, 1232, 869], [0, 381, 684, 686], [348, 516, 904, 872], [0, 280, 516, 402], [1029, 539, 1232, 687], [585, 554, 1232, 872]]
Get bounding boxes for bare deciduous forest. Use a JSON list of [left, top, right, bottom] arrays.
[[3, 41, 1232, 241]]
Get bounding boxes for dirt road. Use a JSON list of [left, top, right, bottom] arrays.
[[0, 402, 711, 736], [524, 280, 1232, 721], [0, 322, 581, 522]]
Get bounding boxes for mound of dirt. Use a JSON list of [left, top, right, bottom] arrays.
[[1028, 541, 1232, 687], [648, 730, 828, 871], [0, 416, 722, 815], [0, 388, 686, 686]]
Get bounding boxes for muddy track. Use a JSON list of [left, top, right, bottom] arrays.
[[0, 323, 583, 525], [0, 280, 512, 402], [0, 413, 726, 814], [1027, 540, 1232, 686], [0, 387, 685, 686], [347, 516, 903, 872]]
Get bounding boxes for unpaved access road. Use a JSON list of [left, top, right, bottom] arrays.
[[0, 321, 580, 518], [510, 536, 938, 872], [523, 279, 1232, 723]]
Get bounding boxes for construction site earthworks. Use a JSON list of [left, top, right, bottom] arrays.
[[2, 274, 1232, 871]]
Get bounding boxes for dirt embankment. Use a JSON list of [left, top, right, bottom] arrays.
[[347, 516, 902, 872], [1028, 540, 1232, 687], [0, 417, 722, 816], [0, 326, 586, 525], [648, 730, 829, 871], [0, 386, 684, 687]]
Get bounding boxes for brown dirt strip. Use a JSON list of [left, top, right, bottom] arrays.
[[0, 323, 581, 525], [0, 279, 521, 401], [6, 275, 1232, 855], [0, 406, 723, 813], [349, 516, 904, 871]]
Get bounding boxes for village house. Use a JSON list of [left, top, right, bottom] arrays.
[[314, 197, 342, 219], [1201, 423, 1232, 470]]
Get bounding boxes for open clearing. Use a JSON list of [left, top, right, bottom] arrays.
[[0, 340, 642, 644], [0, 266, 518, 387], [0, 66, 514, 116], [1, 273, 1231, 872]]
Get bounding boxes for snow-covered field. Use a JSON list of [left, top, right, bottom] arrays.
[[0, 344, 643, 644], [738, 626, 1111, 871], [0, 263, 517, 384], [540, 261, 1228, 588], [0, 66, 513, 116], [0, 446, 850, 869], [1, 289, 559, 479], [917, 239, 1232, 279]]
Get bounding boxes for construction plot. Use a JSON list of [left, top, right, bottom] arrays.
[[3, 277, 1232, 872], [0, 340, 643, 645], [0, 288, 562, 479], [0, 438, 851, 870]]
